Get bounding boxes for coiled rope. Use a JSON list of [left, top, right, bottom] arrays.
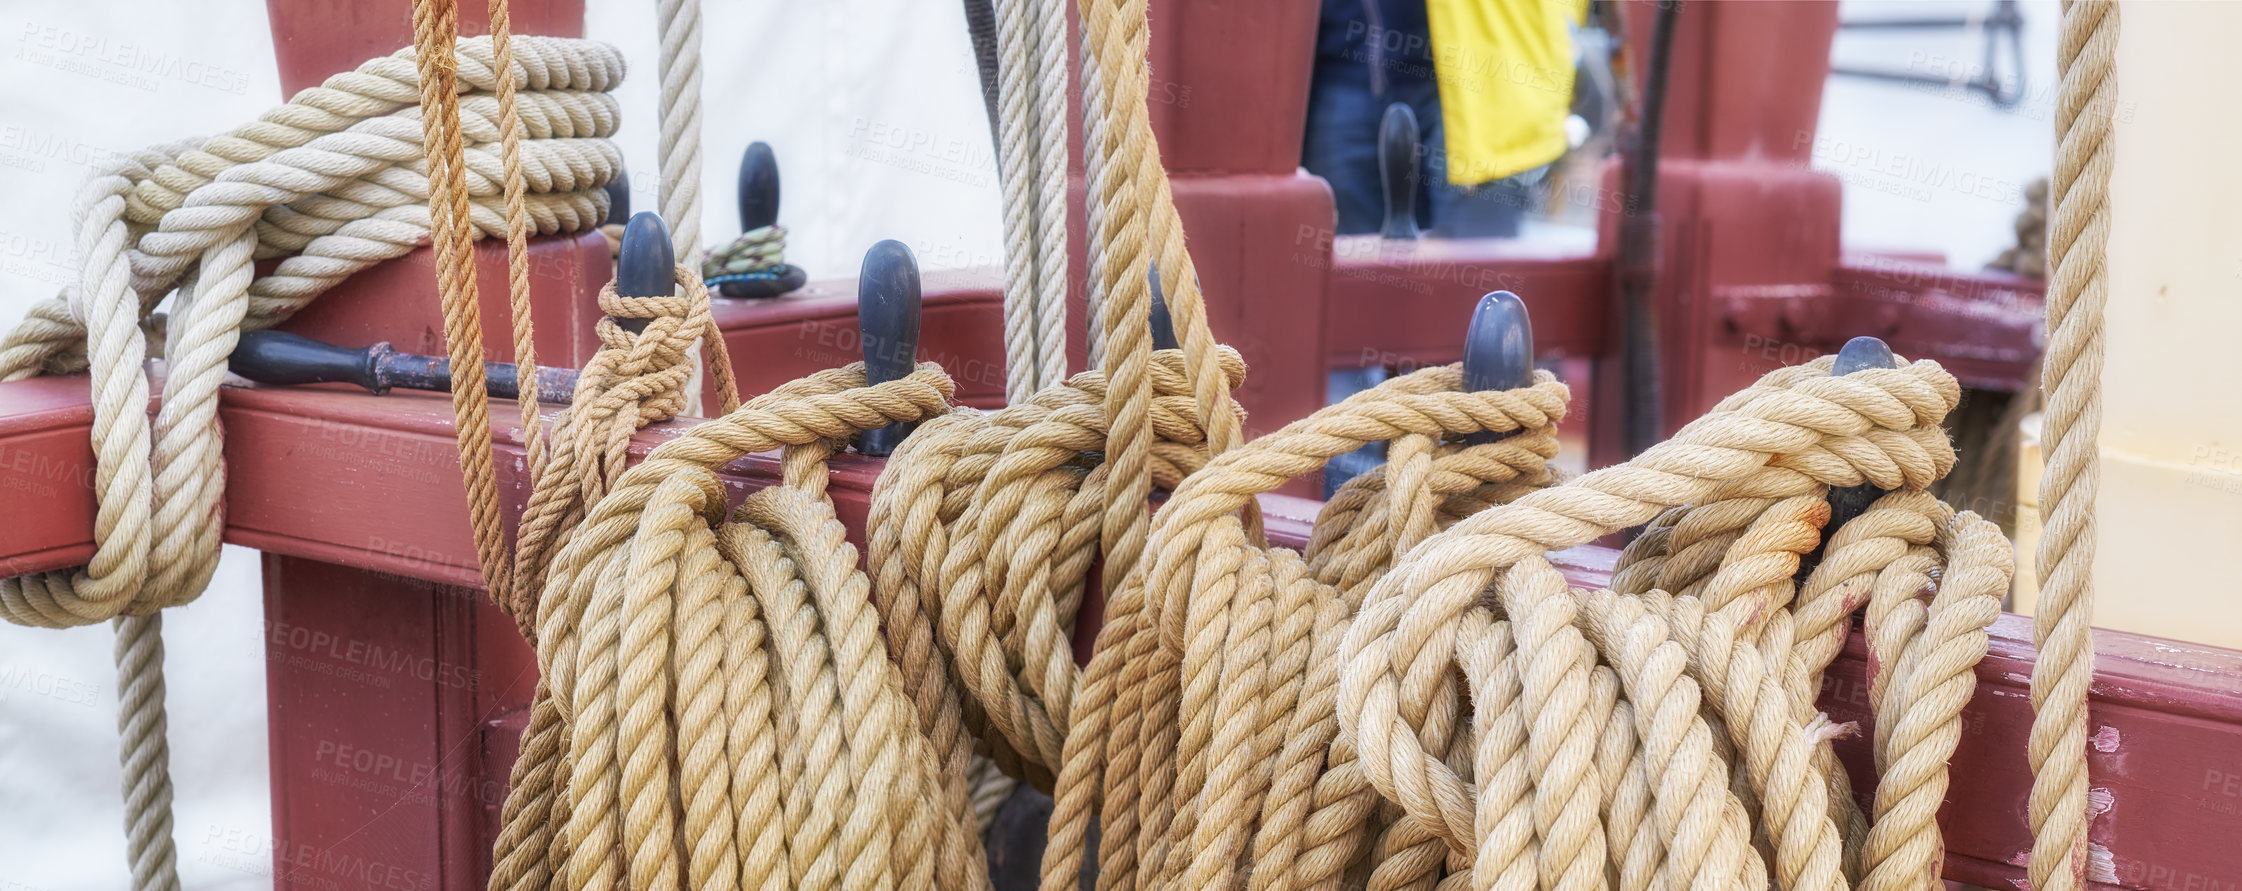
[[701, 223, 792, 288], [470, 0, 1259, 883], [1036, 365, 1571, 891], [485, 364, 986, 891], [0, 28, 621, 891], [436, 0, 2091, 889], [390, 7, 994, 889], [506, 267, 742, 642], [866, 347, 1248, 800], [1309, 357, 2011, 890]]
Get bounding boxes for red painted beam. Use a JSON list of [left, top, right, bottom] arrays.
[[1714, 256, 2045, 393], [707, 268, 1011, 412], [1321, 235, 1610, 368]]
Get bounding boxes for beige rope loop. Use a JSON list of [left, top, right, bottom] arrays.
[[119, 35, 623, 228], [1304, 355, 2037, 890], [865, 346, 1247, 826], [490, 366, 1000, 891], [1038, 364, 1569, 891], [0, 36, 625, 624], [1860, 510, 2008, 890]]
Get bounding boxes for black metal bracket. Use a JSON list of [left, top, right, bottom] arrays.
[[854, 239, 923, 457], [230, 330, 578, 402]]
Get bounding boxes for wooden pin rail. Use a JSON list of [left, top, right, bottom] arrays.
[[4, 371, 2239, 889]]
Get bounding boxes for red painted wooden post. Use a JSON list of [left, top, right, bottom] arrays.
[[261, 557, 491, 891], [1588, 0, 1847, 466], [251, 229, 605, 890]]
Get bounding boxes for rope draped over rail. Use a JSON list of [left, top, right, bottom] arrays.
[[0, 29, 622, 891], [1037, 365, 1571, 891], [487, 365, 986, 891], [867, 348, 1249, 798], [0, 35, 622, 625], [507, 268, 742, 642], [0, 0, 2113, 886], [1312, 358, 2006, 890]]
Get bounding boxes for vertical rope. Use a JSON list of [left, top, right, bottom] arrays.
[[653, 0, 708, 414], [487, 0, 546, 484], [995, 0, 1073, 401], [1079, 25, 1108, 370], [407, 0, 512, 602], [653, 0, 705, 261], [2031, 2, 2115, 889], [1030, 0, 1072, 391], [995, 0, 1045, 403], [113, 612, 180, 891]]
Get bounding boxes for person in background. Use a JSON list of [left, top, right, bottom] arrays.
[[1307, 0, 1585, 494], [1302, 0, 1585, 237]]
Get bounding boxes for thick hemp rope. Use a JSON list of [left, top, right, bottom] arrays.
[[920, 0, 1118, 815], [1035, 364, 1570, 891], [652, 0, 710, 414], [507, 266, 742, 642], [1313, 356, 2019, 890], [485, 365, 997, 891], [865, 347, 1248, 806], [653, 0, 705, 261], [0, 31, 620, 891], [2031, 1, 2114, 888]]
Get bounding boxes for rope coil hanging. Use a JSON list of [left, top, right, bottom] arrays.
[[0, 25, 623, 890], [866, 346, 1250, 797], [1037, 364, 1572, 891], [475, 0, 1260, 883], [506, 264, 742, 641], [487, 364, 989, 891], [1314, 356, 2010, 891]]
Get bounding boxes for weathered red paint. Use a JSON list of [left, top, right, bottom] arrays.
[[706, 269, 1012, 411]]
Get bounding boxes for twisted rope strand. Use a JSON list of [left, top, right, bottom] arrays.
[[2031, 3, 2114, 889]]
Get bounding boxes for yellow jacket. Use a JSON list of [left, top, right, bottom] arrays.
[[1426, 0, 1583, 185]]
